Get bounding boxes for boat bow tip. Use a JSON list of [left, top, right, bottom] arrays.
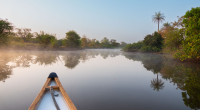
[[48, 72, 58, 79]]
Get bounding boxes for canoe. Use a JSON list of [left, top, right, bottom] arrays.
[[29, 72, 77, 110]]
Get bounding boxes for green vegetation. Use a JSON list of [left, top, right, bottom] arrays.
[[123, 7, 200, 63], [0, 20, 121, 49], [65, 31, 81, 48], [142, 32, 163, 52], [162, 23, 184, 51], [80, 36, 121, 49], [16, 28, 33, 42], [0, 19, 13, 45], [123, 32, 163, 52], [123, 41, 144, 52], [36, 32, 57, 48], [174, 7, 200, 62]]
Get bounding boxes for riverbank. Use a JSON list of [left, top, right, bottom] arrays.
[[0, 46, 122, 52], [0, 45, 82, 51], [122, 49, 200, 64]]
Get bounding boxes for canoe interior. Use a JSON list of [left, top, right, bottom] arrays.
[[35, 80, 69, 110]]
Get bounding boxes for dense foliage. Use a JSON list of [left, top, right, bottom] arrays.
[[65, 31, 81, 48], [123, 32, 163, 52], [124, 7, 200, 63], [80, 37, 121, 48], [36, 32, 57, 47], [174, 7, 200, 62], [123, 41, 143, 52], [0, 19, 13, 45], [0, 21, 122, 49]]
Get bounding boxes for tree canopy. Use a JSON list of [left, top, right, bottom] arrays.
[[123, 32, 163, 52], [0, 19, 13, 45], [65, 31, 81, 48], [16, 28, 33, 42], [152, 12, 165, 32], [175, 7, 200, 62], [36, 32, 57, 47]]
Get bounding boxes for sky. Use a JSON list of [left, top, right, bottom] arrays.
[[0, 0, 200, 43]]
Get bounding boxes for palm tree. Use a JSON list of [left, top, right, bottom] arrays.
[[150, 74, 164, 91], [153, 12, 165, 32]]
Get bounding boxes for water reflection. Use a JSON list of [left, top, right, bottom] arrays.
[[123, 52, 163, 74], [181, 69, 200, 109], [0, 49, 121, 81], [0, 51, 15, 82], [34, 52, 58, 65], [0, 64, 11, 82], [150, 74, 164, 91], [63, 52, 81, 69], [123, 52, 200, 109], [0, 50, 199, 109]]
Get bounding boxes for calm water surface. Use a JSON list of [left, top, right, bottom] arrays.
[[0, 49, 199, 110]]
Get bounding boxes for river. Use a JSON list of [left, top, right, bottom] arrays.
[[0, 49, 199, 110]]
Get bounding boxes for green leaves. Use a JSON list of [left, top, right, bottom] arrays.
[[0, 19, 13, 46], [122, 41, 144, 52], [183, 7, 200, 36], [142, 32, 164, 52], [175, 7, 200, 62], [36, 32, 57, 47], [123, 32, 163, 52], [0, 20, 13, 34], [164, 28, 184, 50], [65, 31, 81, 48]]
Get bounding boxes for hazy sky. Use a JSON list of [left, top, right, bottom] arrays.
[[0, 0, 199, 43]]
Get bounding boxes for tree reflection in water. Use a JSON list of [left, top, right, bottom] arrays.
[[62, 49, 120, 69], [33, 51, 58, 65], [0, 64, 12, 82], [181, 70, 200, 110], [0, 51, 17, 82], [150, 74, 164, 91], [123, 52, 165, 91], [0, 49, 120, 81], [63, 52, 81, 69], [14, 54, 32, 67], [0, 50, 199, 109], [123, 52, 200, 109]]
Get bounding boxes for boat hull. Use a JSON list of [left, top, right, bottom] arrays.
[[29, 72, 77, 110]]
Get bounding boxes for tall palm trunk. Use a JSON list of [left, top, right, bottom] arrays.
[[153, 12, 165, 32]]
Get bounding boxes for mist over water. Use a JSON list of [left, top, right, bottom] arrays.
[[0, 49, 199, 110]]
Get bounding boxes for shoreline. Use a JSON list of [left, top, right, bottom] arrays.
[[0, 47, 199, 64], [122, 50, 200, 64]]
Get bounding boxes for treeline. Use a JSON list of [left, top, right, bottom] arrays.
[[123, 32, 163, 52], [0, 20, 125, 49], [123, 7, 200, 62], [81, 36, 126, 48]]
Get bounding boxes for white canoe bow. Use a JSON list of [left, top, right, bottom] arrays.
[[29, 72, 77, 110]]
